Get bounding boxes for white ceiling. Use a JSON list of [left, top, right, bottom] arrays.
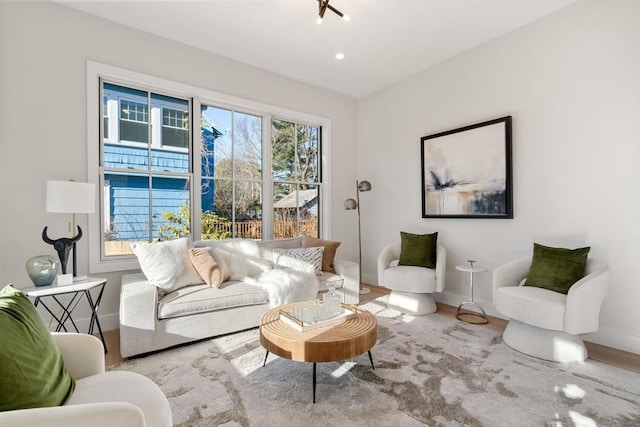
[[58, 0, 576, 98]]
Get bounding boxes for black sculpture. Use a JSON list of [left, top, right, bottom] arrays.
[[42, 226, 82, 276]]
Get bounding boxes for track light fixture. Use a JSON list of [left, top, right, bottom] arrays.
[[317, 0, 348, 23]]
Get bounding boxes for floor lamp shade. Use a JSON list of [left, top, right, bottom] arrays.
[[44, 180, 96, 279]]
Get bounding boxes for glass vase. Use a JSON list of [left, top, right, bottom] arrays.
[[25, 255, 59, 287]]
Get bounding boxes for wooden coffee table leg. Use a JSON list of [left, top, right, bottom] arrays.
[[368, 350, 375, 370], [263, 351, 269, 367], [312, 363, 317, 403]]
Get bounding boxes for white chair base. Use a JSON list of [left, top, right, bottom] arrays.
[[502, 320, 588, 363], [387, 291, 436, 315]]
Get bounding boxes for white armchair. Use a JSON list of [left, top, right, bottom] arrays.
[[0, 333, 172, 427], [377, 243, 446, 315], [493, 256, 610, 362]]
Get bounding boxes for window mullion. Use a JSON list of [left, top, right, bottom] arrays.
[[146, 91, 153, 243], [318, 126, 323, 237], [297, 124, 305, 235], [230, 111, 236, 238], [191, 98, 202, 240], [263, 113, 273, 240]]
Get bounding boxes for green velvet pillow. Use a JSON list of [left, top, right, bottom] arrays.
[[524, 243, 590, 294], [0, 284, 75, 412], [398, 231, 438, 269]]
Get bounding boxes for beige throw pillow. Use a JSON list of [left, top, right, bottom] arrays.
[[189, 247, 229, 288], [301, 234, 341, 273]]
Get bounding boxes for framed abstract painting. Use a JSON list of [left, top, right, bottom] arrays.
[[421, 116, 513, 219]]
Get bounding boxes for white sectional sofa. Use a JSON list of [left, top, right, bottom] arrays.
[[119, 237, 359, 358]]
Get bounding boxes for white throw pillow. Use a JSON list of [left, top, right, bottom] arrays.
[[273, 247, 324, 274], [131, 237, 203, 291]]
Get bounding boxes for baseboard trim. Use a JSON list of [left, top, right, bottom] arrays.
[[45, 312, 120, 335]]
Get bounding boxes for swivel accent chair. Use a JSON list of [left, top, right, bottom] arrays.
[[377, 243, 446, 315], [493, 256, 609, 362]]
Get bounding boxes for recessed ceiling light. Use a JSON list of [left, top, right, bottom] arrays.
[[335, 53, 345, 60]]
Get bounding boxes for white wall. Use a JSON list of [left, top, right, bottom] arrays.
[[357, 0, 640, 353], [0, 2, 358, 330]]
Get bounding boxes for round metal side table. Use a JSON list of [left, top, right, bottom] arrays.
[[455, 260, 489, 325]]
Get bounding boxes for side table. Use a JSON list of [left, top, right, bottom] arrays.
[[455, 261, 489, 325], [26, 277, 108, 353]]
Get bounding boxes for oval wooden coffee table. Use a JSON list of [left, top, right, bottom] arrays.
[[259, 302, 377, 403]]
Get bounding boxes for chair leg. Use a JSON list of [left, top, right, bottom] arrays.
[[387, 291, 436, 315], [502, 320, 588, 363]]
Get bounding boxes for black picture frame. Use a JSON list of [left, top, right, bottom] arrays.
[[421, 116, 513, 219]]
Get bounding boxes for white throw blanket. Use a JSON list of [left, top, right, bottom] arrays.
[[210, 239, 320, 307], [244, 269, 320, 308]]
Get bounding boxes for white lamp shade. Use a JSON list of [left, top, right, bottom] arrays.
[[46, 180, 96, 214]]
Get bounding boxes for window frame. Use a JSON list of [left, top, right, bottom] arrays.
[[271, 119, 323, 238], [87, 61, 332, 273], [197, 103, 266, 239]]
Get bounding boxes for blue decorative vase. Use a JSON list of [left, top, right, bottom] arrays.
[[26, 255, 59, 287]]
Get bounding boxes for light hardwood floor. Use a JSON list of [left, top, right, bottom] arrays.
[[104, 284, 639, 374]]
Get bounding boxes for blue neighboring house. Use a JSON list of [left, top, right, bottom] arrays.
[[102, 82, 222, 241]]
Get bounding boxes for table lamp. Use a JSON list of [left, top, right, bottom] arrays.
[[43, 180, 96, 282]]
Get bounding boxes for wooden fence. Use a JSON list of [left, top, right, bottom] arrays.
[[209, 219, 318, 239], [105, 219, 318, 256]]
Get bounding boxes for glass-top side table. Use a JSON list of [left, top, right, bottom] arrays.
[[455, 260, 489, 325], [25, 277, 108, 353]]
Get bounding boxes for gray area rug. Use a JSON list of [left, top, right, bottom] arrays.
[[111, 299, 640, 426]]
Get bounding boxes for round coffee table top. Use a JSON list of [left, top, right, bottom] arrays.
[[259, 302, 377, 363]]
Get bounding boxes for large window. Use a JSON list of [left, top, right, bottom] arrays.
[[89, 63, 329, 272], [272, 119, 321, 238], [200, 105, 263, 240], [101, 82, 191, 257]]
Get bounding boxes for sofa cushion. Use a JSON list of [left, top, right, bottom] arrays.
[[273, 247, 324, 274], [189, 247, 229, 288], [525, 243, 590, 294], [398, 231, 438, 269], [0, 284, 75, 411], [132, 237, 203, 291], [382, 265, 437, 293], [301, 235, 342, 273], [496, 285, 566, 331], [158, 282, 269, 320]]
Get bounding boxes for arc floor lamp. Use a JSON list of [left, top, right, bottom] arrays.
[[344, 180, 372, 295]]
